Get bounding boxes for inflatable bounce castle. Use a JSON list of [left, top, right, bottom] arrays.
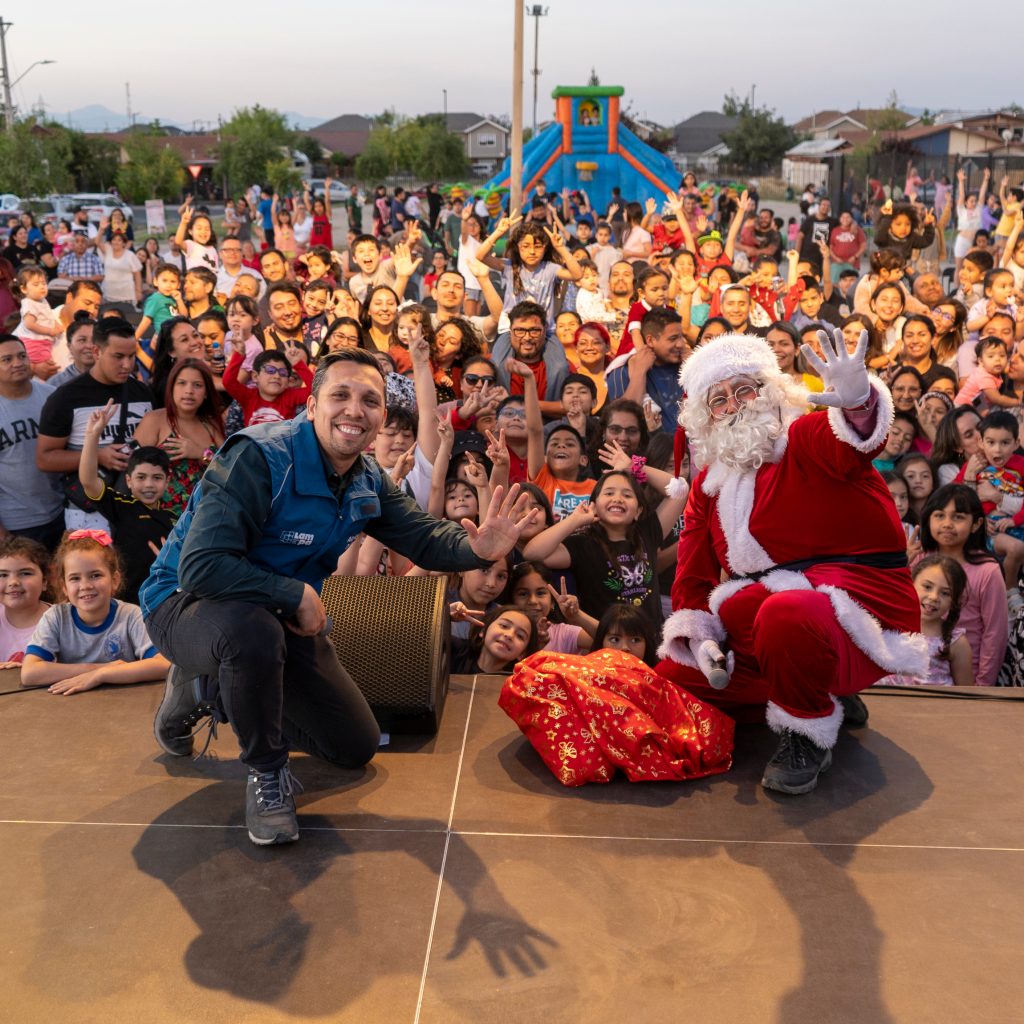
[[483, 85, 682, 212]]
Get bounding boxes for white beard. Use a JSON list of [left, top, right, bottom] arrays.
[[682, 373, 809, 474]]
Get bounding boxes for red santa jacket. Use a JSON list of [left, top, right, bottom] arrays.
[[659, 378, 926, 677]]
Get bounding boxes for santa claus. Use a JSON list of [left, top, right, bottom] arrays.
[[656, 329, 927, 794]]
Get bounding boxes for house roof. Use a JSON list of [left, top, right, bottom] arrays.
[[422, 112, 509, 135], [786, 138, 852, 157], [791, 110, 846, 132], [793, 108, 915, 133], [99, 132, 222, 165], [310, 114, 373, 132], [306, 129, 372, 157], [671, 111, 738, 154]]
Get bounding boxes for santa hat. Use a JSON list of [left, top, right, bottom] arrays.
[[679, 332, 782, 404]]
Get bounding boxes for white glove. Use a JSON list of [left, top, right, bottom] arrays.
[[689, 638, 734, 683], [800, 327, 871, 409]]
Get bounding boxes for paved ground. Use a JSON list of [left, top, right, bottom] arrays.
[[3, 673, 1023, 1023]]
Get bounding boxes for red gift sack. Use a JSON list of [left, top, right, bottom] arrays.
[[499, 648, 735, 787]]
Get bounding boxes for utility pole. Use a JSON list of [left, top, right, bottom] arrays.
[[126, 81, 133, 127], [443, 88, 447, 123], [1, 18, 13, 132], [528, 5, 548, 136], [511, 0, 524, 214]]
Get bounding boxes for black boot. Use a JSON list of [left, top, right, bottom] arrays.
[[153, 665, 217, 757], [839, 693, 869, 728], [761, 729, 832, 795]]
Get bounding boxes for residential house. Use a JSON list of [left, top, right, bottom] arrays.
[[669, 111, 738, 171], [791, 108, 915, 140], [306, 114, 374, 160], [423, 112, 510, 175]]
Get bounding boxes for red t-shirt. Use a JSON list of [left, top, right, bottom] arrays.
[[696, 252, 732, 278], [509, 360, 548, 401], [507, 445, 529, 485], [309, 214, 332, 250], [652, 224, 685, 251]]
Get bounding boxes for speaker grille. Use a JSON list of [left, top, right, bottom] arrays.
[[319, 575, 450, 721]]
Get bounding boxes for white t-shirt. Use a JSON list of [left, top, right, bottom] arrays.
[[215, 265, 266, 299], [183, 239, 219, 272], [17, 298, 58, 341], [100, 249, 142, 303], [456, 235, 482, 283], [292, 216, 313, 249]]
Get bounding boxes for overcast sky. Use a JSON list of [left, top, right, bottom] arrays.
[[7, 0, 1017, 129]]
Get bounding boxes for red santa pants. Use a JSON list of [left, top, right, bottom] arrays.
[[656, 585, 886, 723]]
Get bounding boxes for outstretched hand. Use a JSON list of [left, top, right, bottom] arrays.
[[462, 484, 539, 562], [800, 328, 871, 409]]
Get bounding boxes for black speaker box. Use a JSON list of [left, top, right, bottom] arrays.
[[319, 574, 451, 734]]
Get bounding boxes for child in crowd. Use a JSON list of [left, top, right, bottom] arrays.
[[78, 401, 178, 604], [574, 259, 619, 325], [590, 603, 659, 667], [873, 200, 936, 262], [872, 412, 917, 473], [955, 409, 1024, 608], [993, 180, 1023, 258], [223, 347, 312, 426], [13, 266, 62, 377], [621, 266, 670, 356], [476, 215, 583, 327], [965, 267, 1018, 341], [919, 484, 1008, 685], [877, 555, 972, 687], [1001, 210, 1024, 291], [450, 605, 539, 675], [429, 413, 491, 527], [135, 263, 186, 342], [895, 451, 934, 521], [447, 555, 511, 640], [301, 280, 331, 356], [174, 205, 219, 271], [522, 469, 686, 625], [0, 538, 51, 666], [225, 294, 263, 369], [504, 561, 597, 654], [955, 249, 993, 308], [20, 530, 170, 694], [953, 336, 1017, 411]]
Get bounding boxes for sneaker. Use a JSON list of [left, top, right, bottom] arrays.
[[761, 729, 833, 795], [245, 763, 304, 846], [839, 693, 869, 728], [153, 665, 214, 757]]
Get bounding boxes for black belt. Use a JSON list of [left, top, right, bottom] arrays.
[[733, 551, 909, 583]]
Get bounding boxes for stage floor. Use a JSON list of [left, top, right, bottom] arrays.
[[2, 673, 1023, 1023]]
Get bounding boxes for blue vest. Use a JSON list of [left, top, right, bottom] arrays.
[[139, 415, 385, 617]]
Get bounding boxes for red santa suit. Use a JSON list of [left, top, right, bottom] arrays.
[[656, 338, 927, 751]]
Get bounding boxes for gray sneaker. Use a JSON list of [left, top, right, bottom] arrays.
[[245, 763, 304, 846], [153, 665, 214, 757], [761, 730, 832, 795]]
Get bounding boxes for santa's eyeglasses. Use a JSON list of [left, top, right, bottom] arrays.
[[707, 382, 761, 418]]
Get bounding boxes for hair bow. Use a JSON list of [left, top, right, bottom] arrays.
[[67, 529, 113, 547]]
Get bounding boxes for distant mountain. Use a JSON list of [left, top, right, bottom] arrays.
[[48, 103, 327, 133]]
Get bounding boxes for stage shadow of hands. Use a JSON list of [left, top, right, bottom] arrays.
[[446, 909, 559, 978]]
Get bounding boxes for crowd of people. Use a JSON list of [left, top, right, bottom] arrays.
[[0, 163, 1022, 708]]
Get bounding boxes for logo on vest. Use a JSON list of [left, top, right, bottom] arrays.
[[279, 530, 315, 546]]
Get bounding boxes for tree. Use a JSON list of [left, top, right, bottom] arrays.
[[114, 136, 185, 202], [0, 119, 74, 195], [295, 134, 324, 167], [65, 130, 120, 191], [719, 92, 796, 173], [354, 114, 467, 181], [217, 106, 297, 193]]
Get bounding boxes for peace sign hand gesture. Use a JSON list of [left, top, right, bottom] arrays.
[[800, 328, 871, 409], [547, 576, 580, 622]]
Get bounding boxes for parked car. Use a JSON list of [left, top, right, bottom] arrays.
[[18, 197, 68, 227], [308, 178, 352, 202], [0, 193, 22, 214], [66, 193, 134, 223]]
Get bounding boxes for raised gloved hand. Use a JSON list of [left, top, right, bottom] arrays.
[[689, 638, 734, 690], [801, 327, 871, 409]]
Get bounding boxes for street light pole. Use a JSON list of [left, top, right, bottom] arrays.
[[0, 18, 14, 132], [511, 0, 524, 214], [528, 5, 548, 136]]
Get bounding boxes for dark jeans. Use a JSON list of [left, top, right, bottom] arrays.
[[12, 512, 67, 552], [146, 591, 380, 772]]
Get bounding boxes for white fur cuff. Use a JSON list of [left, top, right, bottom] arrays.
[[766, 697, 844, 750], [826, 375, 893, 453], [657, 607, 726, 666], [665, 477, 689, 500]]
